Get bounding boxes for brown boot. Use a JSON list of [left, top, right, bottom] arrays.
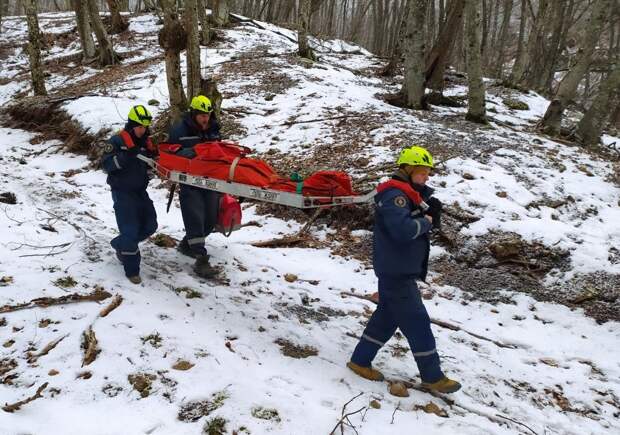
[[422, 376, 461, 394], [193, 255, 218, 278], [127, 275, 142, 284], [346, 361, 384, 381]]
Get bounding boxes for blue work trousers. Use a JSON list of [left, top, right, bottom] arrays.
[[350, 277, 443, 383], [179, 184, 220, 256], [110, 189, 157, 276]]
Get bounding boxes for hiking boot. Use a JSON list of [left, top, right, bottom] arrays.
[[177, 238, 199, 259], [346, 361, 384, 381], [193, 255, 218, 278], [127, 275, 142, 284], [422, 376, 461, 394]]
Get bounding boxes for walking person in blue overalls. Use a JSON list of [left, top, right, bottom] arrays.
[[347, 145, 461, 394], [167, 95, 221, 278], [101, 105, 158, 284]]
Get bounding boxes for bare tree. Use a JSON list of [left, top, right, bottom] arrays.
[[0, 0, 8, 34], [511, 0, 550, 86], [72, 0, 97, 60], [425, 0, 465, 93], [381, 0, 410, 77], [212, 0, 230, 26], [493, 0, 513, 78], [464, 0, 485, 122], [86, 0, 119, 66], [541, 0, 610, 135], [158, 0, 187, 120], [298, 0, 316, 60], [185, 0, 201, 98], [106, 0, 128, 34], [575, 62, 620, 146], [509, 0, 528, 84], [401, 0, 427, 109], [197, 0, 210, 45], [23, 0, 47, 95]]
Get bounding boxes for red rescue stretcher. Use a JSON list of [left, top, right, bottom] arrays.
[[138, 141, 377, 209]]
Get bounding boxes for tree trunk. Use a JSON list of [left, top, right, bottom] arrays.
[[427, 0, 435, 48], [511, 0, 549, 86], [298, 0, 315, 60], [539, 0, 573, 93], [184, 0, 202, 99], [158, 0, 187, 121], [197, 0, 210, 45], [465, 0, 485, 123], [381, 0, 409, 77], [576, 62, 620, 146], [86, 0, 118, 66], [105, 0, 127, 34], [401, 0, 427, 109], [541, 0, 610, 135], [493, 0, 513, 78], [438, 0, 445, 26], [521, 0, 553, 88], [23, 0, 47, 96], [73, 0, 97, 60], [213, 0, 230, 26], [0, 0, 8, 34], [509, 0, 528, 84], [425, 0, 465, 92]]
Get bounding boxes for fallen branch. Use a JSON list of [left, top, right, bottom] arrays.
[[81, 327, 99, 366], [2, 382, 48, 413], [222, 106, 268, 116], [329, 392, 365, 435], [390, 402, 400, 424], [18, 242, 74, 258], [98, 294, 123, 318], [27, 334, 69, 364], [251, 208, 323, 248], [277, 114, 361, 127], [496, 413, 539, 435], [213, 52, 293, 67], [229, 13, 298, 44], [403, 379, 538, 434], [340, 291, 518, 349], [0, 289, 112, 314]]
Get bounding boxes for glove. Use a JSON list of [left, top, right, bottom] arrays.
[[425, 197, 442, 230]]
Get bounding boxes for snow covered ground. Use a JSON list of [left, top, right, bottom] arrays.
[[1, 12, 620, 435]]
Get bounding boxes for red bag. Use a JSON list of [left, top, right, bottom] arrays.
[[215, 194, 242, 236], [271, 171, 356, 197], [302, 171, 355, 196]]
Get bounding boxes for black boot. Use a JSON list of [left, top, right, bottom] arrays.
[[193, 255, 218, 278], [177, 238, 198, 259]]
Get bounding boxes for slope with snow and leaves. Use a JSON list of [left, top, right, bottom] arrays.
[[1, 12, 619, 435]]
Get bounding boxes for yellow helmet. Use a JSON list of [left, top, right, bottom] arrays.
[[128, 105, 152, 127], [190, 95, 213, 113], [396, 145, 433, 168]]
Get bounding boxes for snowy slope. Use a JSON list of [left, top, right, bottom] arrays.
[[1, 12, 620, 435]]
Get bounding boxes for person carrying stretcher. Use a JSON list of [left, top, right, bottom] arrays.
[[347, 145, 461, 394], [167, 95, 221, 278], [101, 105, 158, 284]]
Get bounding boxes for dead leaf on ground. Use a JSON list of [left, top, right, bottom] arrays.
[[172, 360, 195, 371], [415, 401, 449, 418]]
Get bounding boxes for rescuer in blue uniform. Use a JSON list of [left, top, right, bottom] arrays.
[[347, 145, 461, 394], [101, 105, 158, 284], [167, 95, 221, 278]]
